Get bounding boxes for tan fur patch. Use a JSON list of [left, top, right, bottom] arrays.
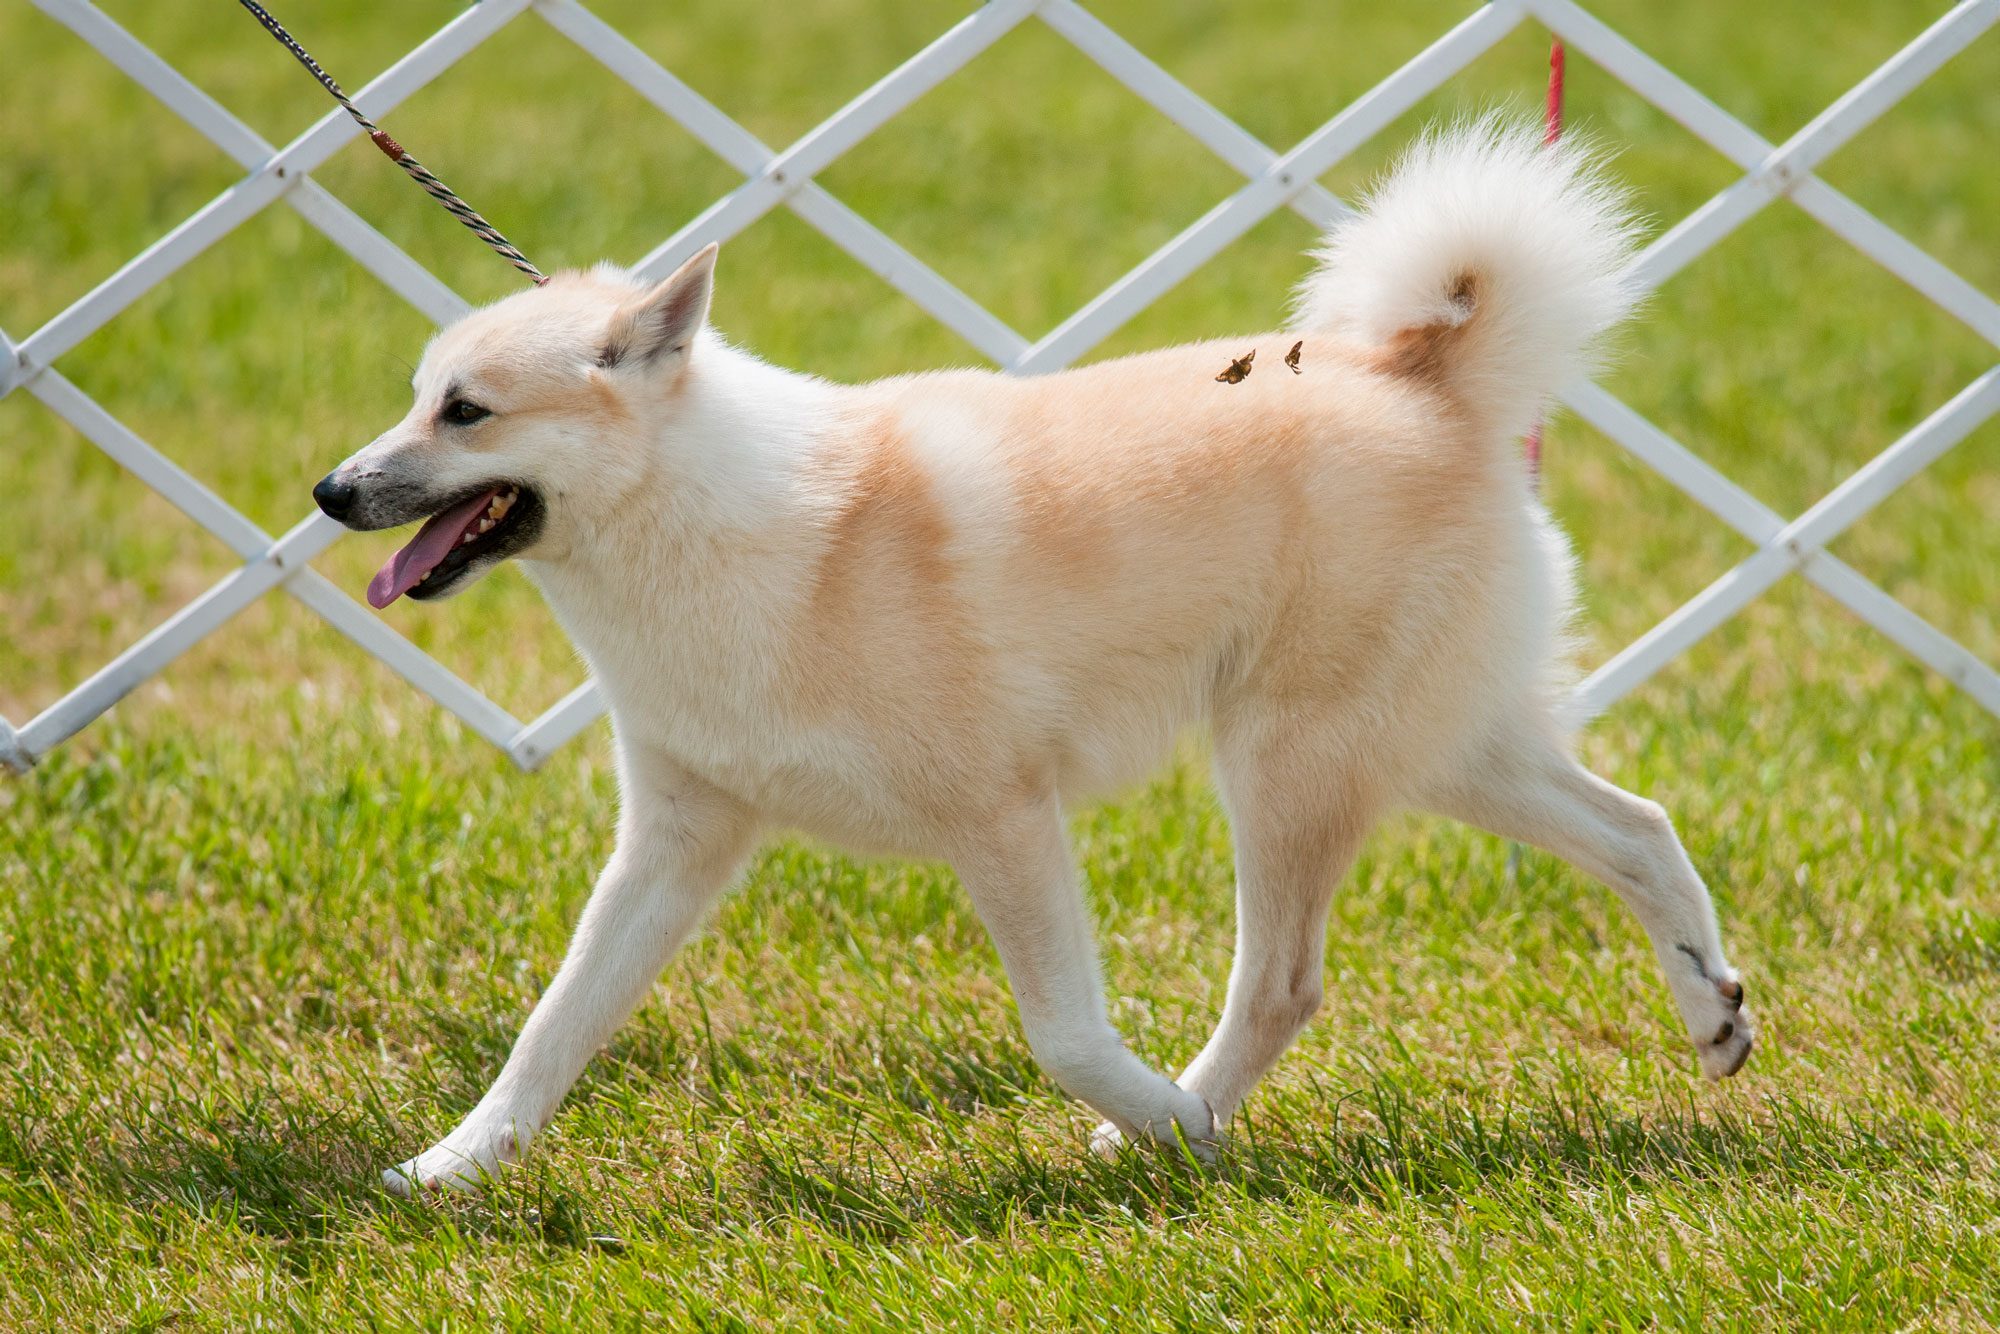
[[1367, 273, 1478, 384], [1367, 319, 1465, 383], [807, 412, 956, 628], [787, 410, 986, 816]]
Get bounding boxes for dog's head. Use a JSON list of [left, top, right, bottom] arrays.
[[313, 244, 717, 607]]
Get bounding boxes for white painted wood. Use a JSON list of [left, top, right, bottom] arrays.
[[508, 681, 607, 771], [538, 0, 1029, 364], [1538, 0, 2000, 353], [13, 514, 340, 763], [1013, 0, 1523, 374], [1572, 367, 2000, 715], [18, 0, 524, 376], [0, 327, 23, 424], [1792, 180, 2000, 348], [23, 368, 526, 754], [1036, 0, 1348, 230], [631, 0, 1039, 281], [29, 369, 273, 559], [1559, 379, 2000, 721], [31, 0, 472, 325], [0, 716, 27, 775], [1772, 0, 2000, 180]]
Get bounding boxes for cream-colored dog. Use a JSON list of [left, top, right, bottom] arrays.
[[313, 119, 1753, 1194]]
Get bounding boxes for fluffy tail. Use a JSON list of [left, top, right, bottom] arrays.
[[1293, 115, 1642, 439]]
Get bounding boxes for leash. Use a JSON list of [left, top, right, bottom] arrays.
[[236, 0, 546, 285], [1521, 37, 1566, 485]]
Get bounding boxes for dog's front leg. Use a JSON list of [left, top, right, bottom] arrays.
[[384, 755, 755, 1194], [949, 793, 1215, 1156]]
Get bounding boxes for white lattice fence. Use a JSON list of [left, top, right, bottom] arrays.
[[4, 0, 1996, 776]]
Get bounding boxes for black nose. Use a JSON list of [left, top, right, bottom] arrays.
[[313, 471, 357, 521]]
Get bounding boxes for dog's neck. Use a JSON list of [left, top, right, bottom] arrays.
[[554, 335, 829, 549], [521, 334, 839, 708]]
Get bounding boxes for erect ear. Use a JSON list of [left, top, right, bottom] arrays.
[[600, 243, 717, 370]]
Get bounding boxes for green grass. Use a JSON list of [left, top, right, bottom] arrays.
[[3, 0, 1998, 1327]]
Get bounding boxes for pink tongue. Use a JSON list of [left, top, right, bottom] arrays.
[[366, 488, 502, 609]]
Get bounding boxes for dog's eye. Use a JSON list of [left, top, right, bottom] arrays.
[[442, 399, 490, 425]]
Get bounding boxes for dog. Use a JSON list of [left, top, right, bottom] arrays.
[[311, 118, 1753, 1194]]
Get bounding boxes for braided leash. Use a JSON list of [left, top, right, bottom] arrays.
[[236, 0, 545, 285]]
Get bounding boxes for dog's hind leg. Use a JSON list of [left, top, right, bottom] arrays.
[[949, 791, 1216, 1157], [383, 751, 756, 1194], [1419, 720, 1754, 1079], [1092, 716, 1375, 1154]]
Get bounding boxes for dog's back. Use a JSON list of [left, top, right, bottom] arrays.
[[773, 116, 1638, 817]]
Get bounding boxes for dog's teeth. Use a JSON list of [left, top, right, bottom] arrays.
[[419, 571, 430, 582], [461, 532, 476, 545], [479, 519, 493, 533]]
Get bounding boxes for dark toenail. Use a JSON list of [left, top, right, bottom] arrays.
[[1713, 1021, 1734, 1045], [1719, 979, 1744, 1008]]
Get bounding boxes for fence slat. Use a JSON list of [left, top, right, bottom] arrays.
[[31, 0, 271, 166], [1770, 0, 2000, 180], [1801, 559, 2000, 717], [13, 515, 342, 763], [508, 681, 608, 771], [0, 716, 28, 774], [1036, 0, 1348, 230], [16, 0, 524, 376], [1559, 378, 2000, 722], [1014, 0, 1524, 373], [29, 1, 475, 328], [22, 369, 528, 762], [1790, 180, 2000, 349], [283, 575, 529, 752], [630, 0, 1038, 284], [1574, 366, 2000, 714], [538, 0, 1029, 364], [28, 370, 271, 559]]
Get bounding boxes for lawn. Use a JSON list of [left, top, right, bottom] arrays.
[[3, 0, 1998, 1327]]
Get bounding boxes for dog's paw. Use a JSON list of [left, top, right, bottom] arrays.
[[1690, 971, 1755, 1080], [1089, 1091, 1218, 1163], [381, 1124, 522, 1196], [1667, 946, 1755, 1081], [1089, 1119, 1128, 1161]]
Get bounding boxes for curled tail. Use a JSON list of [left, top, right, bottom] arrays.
[[1293, 115, 1642, 439]]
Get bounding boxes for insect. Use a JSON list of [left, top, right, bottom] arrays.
[[1285, 340, 1303, 374], [1215, 349, 1255, 384]]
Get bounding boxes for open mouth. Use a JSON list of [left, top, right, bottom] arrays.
[[366, 484, 543, 608]]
